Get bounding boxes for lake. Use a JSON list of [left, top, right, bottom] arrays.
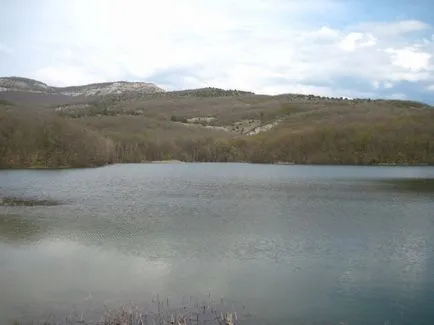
[[1, 163, 434, 325]]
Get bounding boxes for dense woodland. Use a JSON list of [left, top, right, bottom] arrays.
[[0, 108, 114, 168], [1, 88, 434, 168]]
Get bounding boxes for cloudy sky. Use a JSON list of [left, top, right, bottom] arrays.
[[1, 0, 434, 102]]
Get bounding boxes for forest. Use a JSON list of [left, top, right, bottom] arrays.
[[1, 89, 433, 168]]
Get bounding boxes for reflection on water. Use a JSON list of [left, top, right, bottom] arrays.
[[0, 196, 63, 207], [0, 164, 434, 325], [0, 214, 45, 244], [380, 178, 434, 194]]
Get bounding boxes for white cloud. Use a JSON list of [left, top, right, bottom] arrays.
[[1, 0, 434, 100], [0, 43, 12, 55], [385, 47, 431, 72], [427, 85, 434, 91], [300, 26, 341, 41], [371, 81, 394, 90], [30, 66, 105, 87], [385, 93, 407, 100], [356, 20, 429, 36], [338, 32, 377, 52]]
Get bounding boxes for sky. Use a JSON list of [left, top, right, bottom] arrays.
[[1, 0, 434, 102]]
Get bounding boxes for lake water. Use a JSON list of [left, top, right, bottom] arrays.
[[1, 164, 434, 325]]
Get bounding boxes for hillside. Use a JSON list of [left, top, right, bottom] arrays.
[[0, 108, 114, 168], [0, 77, 433, 168], [0, 76, 164, 96]]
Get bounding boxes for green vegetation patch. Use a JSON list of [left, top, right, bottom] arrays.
[[380, 178, 434, 193], [168, 87, 255, 98], [1, 196, 62, 206], [0, 99, 15, 106]]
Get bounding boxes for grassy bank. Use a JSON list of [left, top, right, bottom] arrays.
[[10, 296, 246, 325]]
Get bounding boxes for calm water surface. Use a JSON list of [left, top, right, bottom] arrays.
[[1, 164, 434, 324]]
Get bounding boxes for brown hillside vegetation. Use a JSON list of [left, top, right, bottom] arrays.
[[0, 88, 433, 168], [251, 115, 434, 164], [0, 108, 114, 168]]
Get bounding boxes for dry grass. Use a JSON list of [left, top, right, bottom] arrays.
[[11, 295, 250, 325], [79, 115, 235, 142]]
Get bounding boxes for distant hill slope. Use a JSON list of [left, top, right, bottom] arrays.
[[1, 76, 433, 167], [0, 76, 165, 96]]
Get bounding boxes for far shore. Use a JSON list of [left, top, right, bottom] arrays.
[[147, 160, 185, 164], [1, 161, 433, 170]]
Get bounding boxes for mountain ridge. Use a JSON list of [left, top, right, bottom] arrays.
[[1, 76, 433, 108], [0, 76, 165, 97]]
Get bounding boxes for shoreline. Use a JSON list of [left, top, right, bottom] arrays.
[[0, 161, 433, 170], [147, 160, 185, 164]]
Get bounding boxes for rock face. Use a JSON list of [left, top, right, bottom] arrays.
[[0, 77, 50, 92], [0, 76, 165, 96]]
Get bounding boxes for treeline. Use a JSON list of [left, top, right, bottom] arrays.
[[0, 109, 114, 168], [1, 109, 434, 168], [168, 87, 255, 97], [111, 121, 434, 165], [107, 110, 434, 165], [251, 119, 434, 164]]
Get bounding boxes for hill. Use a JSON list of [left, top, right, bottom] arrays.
[[0, 76, 164, 96], [0, 108, 114, 168], [0, 77, 433, 168]]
